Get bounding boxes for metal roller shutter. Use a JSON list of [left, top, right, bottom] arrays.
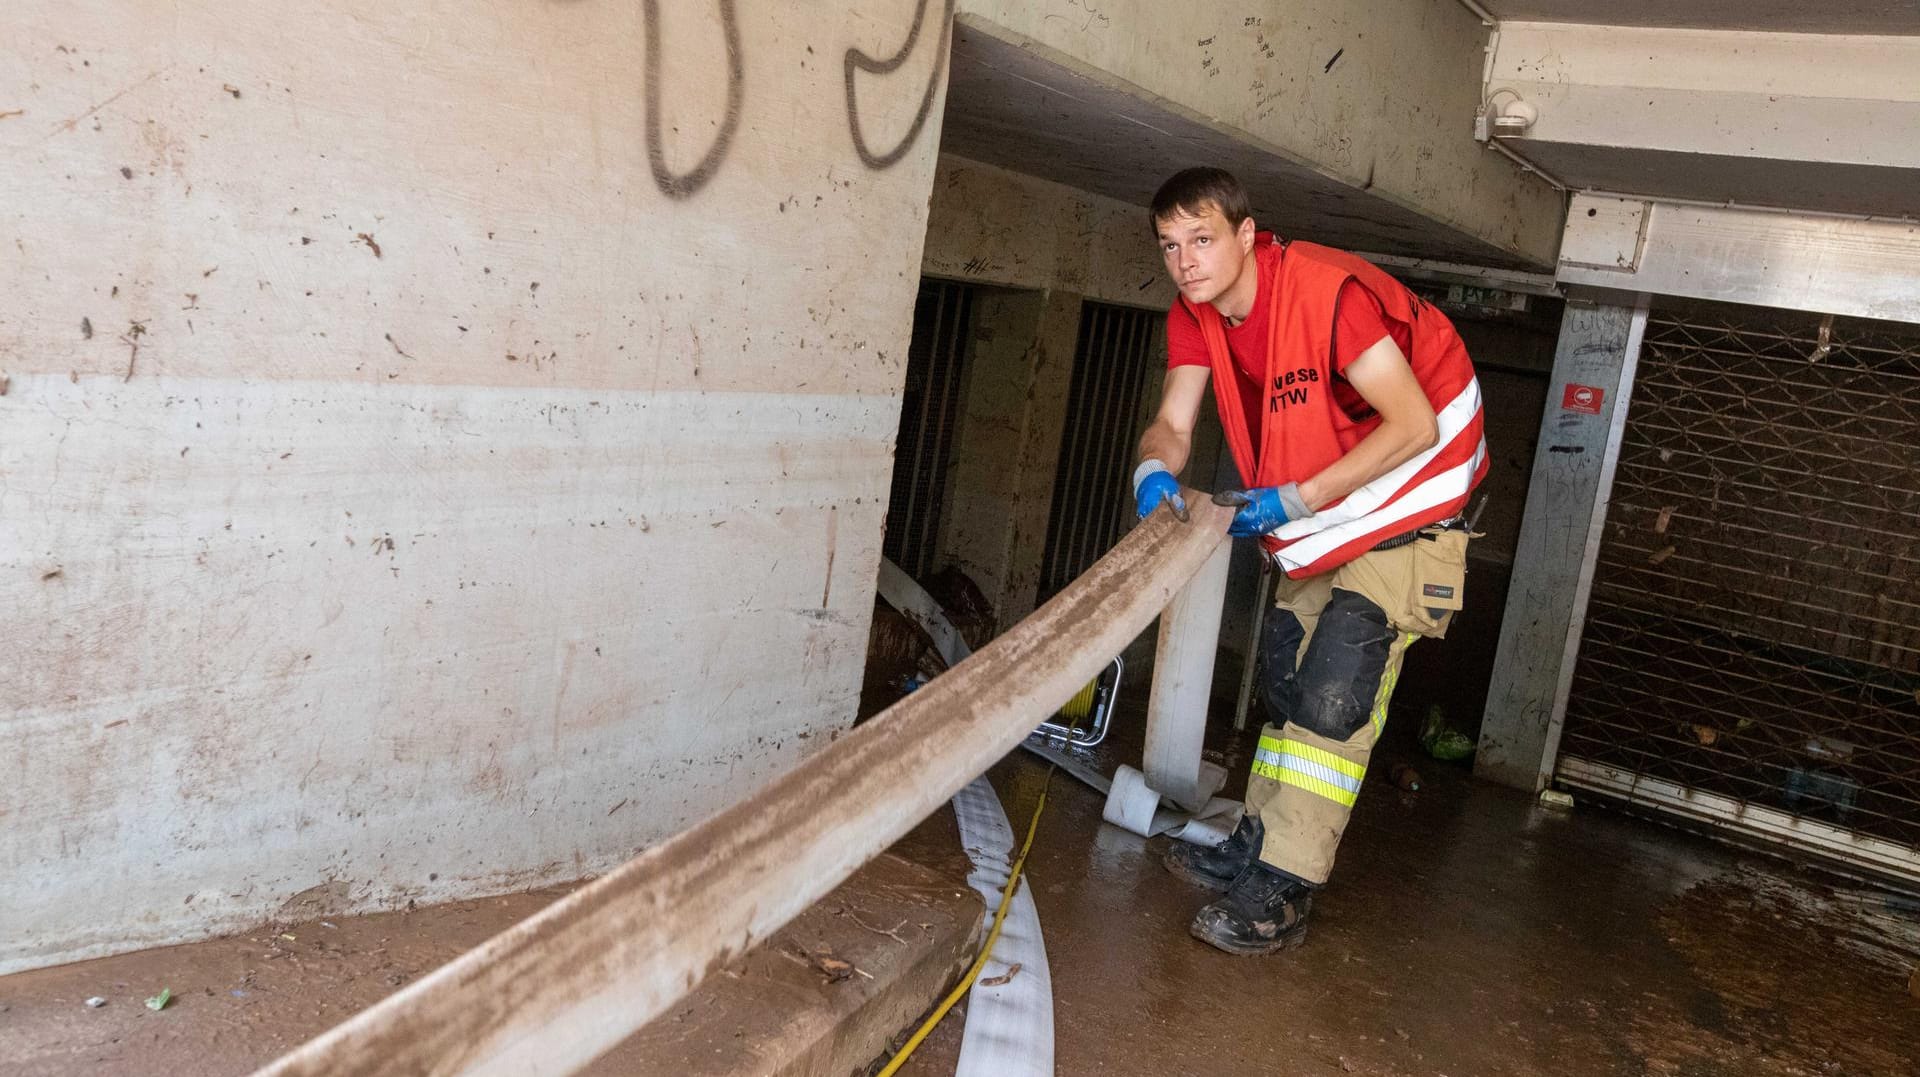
[[1037, 301, 1161, 601], [882, 279, 976, 581], [1556, 300, 1920, 882]]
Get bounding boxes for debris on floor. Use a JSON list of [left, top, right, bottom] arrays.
[[977, 962, 1022, 987], [1539, 789, 1575, 810], [1388, 763, 1422, 792], [1418, 704, 1475, 761]]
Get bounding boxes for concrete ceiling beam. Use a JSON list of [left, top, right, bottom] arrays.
[[1487, 22, 1920, 217], [1556, 193, 1920, 323]]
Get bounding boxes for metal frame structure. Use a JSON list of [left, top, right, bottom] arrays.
[[1030, 655, 1124, 750], [1475, 180, 1920, 888]]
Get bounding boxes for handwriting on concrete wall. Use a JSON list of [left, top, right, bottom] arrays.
[[641, 0, 952, 198]]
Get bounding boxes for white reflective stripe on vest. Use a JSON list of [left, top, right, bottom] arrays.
[[1270, 378, 1484, 573]]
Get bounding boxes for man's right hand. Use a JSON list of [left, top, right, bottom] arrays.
[[1132, 459, 1188, 521]]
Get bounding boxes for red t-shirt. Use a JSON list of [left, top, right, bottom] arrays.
[[1167, 273, 1411, 455]]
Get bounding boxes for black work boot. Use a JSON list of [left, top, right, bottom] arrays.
[[1162, 813, 1263, 891], [1189, 861, 1313, 955]]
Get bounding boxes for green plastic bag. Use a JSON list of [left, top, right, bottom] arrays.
[[1420, 704, 1475, 762]]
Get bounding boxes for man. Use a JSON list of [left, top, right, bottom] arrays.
[[1131, 167, 1486, 956]]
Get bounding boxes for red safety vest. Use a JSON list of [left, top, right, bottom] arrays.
[[1186, 238, 1488, 578]]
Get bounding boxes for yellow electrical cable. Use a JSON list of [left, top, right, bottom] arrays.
[[875, 770, 1053, 1077], [1059, 678, 1098, 720]]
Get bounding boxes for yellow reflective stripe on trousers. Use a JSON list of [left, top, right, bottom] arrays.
[[1253, 737, 1362, 807], [1250, 757, 1359, 807], [1370, 632, 1419, 735], [1258, 736, 1364, 781]]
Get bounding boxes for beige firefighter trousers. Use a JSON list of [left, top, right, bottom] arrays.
[[1246, 526, 1472, 885]]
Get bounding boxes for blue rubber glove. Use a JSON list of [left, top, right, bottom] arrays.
[[1220, 484, 1313, 537], [1132, 460, 1188, 521]]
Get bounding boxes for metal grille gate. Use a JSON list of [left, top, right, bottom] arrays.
[[882, 280, 975, 581], [1556, 300, 1920, 880], [1037, 301, 1161, 600]]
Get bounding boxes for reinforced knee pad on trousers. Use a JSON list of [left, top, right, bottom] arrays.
[[1291, 589, 1393, 741], [1258, 607, 1306, 723], [1294, 680, 1371, 740]]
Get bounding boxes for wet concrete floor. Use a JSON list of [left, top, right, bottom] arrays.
[[0, 852, 982, 1077], [893, 714, 1920, 1077], [4, 717, 1918, 1075]]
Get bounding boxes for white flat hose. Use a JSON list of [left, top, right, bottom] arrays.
[[1101, 539, 1242, 847], [873, 559, 1053, 1077], [875, 558, 970, 669], [1102, 764, 1241, 847], [1021, 741, 1240, 848], [949, 778, 1053, 1077]]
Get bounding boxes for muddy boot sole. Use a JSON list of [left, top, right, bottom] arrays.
[[1188, 918, 1309, 956], [1161, 847, 1239, 892]]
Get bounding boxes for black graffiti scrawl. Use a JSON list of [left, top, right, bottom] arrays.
[[843, 0, 956, 170], [641, 0, 952, 199], [643, 0, 745, 199]]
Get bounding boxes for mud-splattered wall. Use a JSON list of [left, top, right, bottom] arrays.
[[922, 155, 1170, 306], [0, 2, 950, 973]]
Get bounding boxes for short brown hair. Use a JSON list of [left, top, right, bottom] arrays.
[[1150, 167, 1251, 230]]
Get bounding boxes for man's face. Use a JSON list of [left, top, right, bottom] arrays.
[[1155, 204, 1254, 307]]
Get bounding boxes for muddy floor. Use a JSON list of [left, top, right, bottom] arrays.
[[891, 713, 1920, 1077], [0, 884, 582, 1074], [4, 714, 1918, 1075]]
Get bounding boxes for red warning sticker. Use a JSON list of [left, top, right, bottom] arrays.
[[1561, 383, 1605, 414]]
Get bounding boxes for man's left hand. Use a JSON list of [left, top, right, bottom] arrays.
[[1218, 484, 1313, 537]]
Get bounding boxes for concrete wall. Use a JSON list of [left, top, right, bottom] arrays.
[[0, 1, 949, 973], [922, 155, 1171, 306]]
